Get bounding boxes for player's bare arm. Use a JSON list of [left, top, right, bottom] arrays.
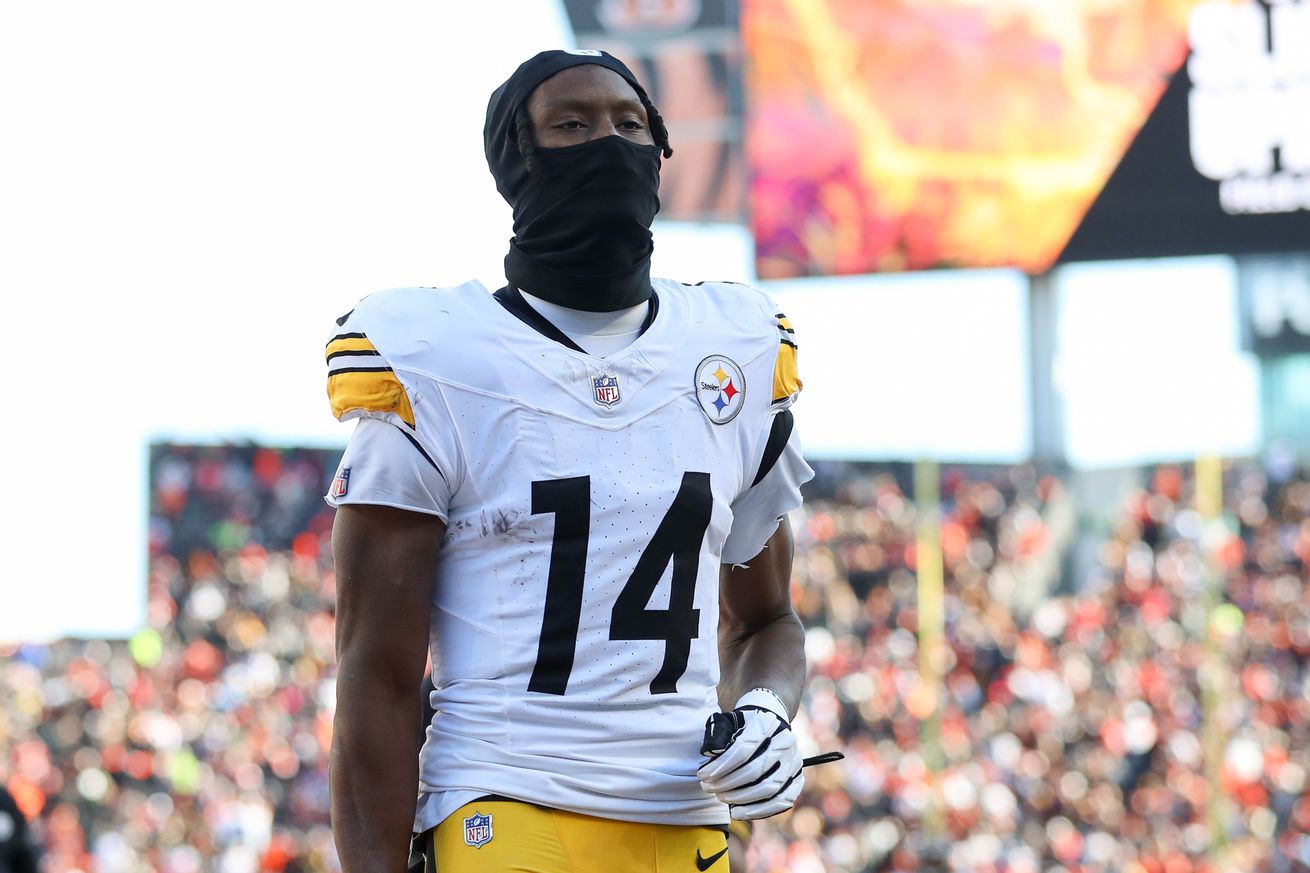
[[331, 503, 445, 873], [716, 517, 805, 716], [699, 517, 810, 820]]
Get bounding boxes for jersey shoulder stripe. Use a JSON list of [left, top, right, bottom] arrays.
[[324, 284, 485, 430], [324, 327, 416, 429], [772, 311, 802, 405], [326, 333, 380, 361]]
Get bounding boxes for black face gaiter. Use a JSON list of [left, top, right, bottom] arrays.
[[504, 136, 661, 312], [484, 50, 667, 313]]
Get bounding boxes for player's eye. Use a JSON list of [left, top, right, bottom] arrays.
[[553, 119, 586, 130], [618, 118, 646, 131]]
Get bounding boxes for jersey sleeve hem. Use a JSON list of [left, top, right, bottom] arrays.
[[325, 418, 454, 519], [322, 494, 450, 524]]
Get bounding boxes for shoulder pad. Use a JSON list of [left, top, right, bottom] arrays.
[[324, 322, 415, 428], [667, 278, 777, 330], [662, 278, 802, 404], [323, 284, 478, 427]]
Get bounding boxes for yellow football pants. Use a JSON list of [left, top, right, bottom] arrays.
[[425, 799, 731, 873]]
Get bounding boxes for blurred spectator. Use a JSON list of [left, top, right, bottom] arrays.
[[0, 785, 38, 873]]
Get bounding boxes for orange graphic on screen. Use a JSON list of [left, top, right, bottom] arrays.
[[745, 0, 1205, 276]]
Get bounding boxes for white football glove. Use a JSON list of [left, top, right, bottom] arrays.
[[698, 691, 804, 820]]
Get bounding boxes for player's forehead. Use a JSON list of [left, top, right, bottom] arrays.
[[526, 65, 647, 115]]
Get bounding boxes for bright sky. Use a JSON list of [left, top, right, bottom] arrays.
[[1, 1, 573, 640], [0, 2, 1260, 640]]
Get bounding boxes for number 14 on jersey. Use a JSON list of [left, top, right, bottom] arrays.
[[529, 472, 712, 696]]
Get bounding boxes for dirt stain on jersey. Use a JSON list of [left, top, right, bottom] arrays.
[[449, 509, 530, 542], [477, 508, 527, 542]]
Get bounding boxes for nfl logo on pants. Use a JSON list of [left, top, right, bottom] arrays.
[[463, 811, 493, 849]]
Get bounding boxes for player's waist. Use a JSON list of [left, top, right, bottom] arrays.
[[417, 733, 724, 821], [428, 687, 716, 762]]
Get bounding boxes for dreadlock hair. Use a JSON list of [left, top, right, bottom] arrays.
[[645, 99, 674, 159], [513, 97, 674, 173]]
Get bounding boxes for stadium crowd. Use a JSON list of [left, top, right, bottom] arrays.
[[2, 445, 1309, 872], [752, 461, 1310, 873], [2, 446, 342, 872]]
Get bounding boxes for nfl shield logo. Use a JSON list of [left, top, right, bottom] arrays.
[[592, 374, 621, 407], [330, 467, 350, 498], [463, 811, 493, 848]]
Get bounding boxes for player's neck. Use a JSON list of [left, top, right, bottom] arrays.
[[519, 289, 650, 356]]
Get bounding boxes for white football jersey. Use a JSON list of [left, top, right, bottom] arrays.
[[324, 278, 811, 829]]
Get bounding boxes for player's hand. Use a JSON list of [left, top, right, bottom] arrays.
[[698, 706, 804, 820]]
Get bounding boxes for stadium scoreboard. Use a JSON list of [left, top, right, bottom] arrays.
[[745, 0, 1310, 278]]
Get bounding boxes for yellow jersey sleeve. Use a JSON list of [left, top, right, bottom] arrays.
[[325, 328, 416, 429], [771, 312, 802, 406]]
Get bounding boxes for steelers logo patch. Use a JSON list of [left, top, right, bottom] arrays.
[[695, 355, 746, 425]]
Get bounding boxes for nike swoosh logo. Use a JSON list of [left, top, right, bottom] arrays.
[[696, 847, 728, 871]]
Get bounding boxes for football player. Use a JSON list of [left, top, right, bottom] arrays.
[[326, 50, 814, 873]]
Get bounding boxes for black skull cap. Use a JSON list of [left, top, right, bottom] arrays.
[[483, 49, 653, 205]]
